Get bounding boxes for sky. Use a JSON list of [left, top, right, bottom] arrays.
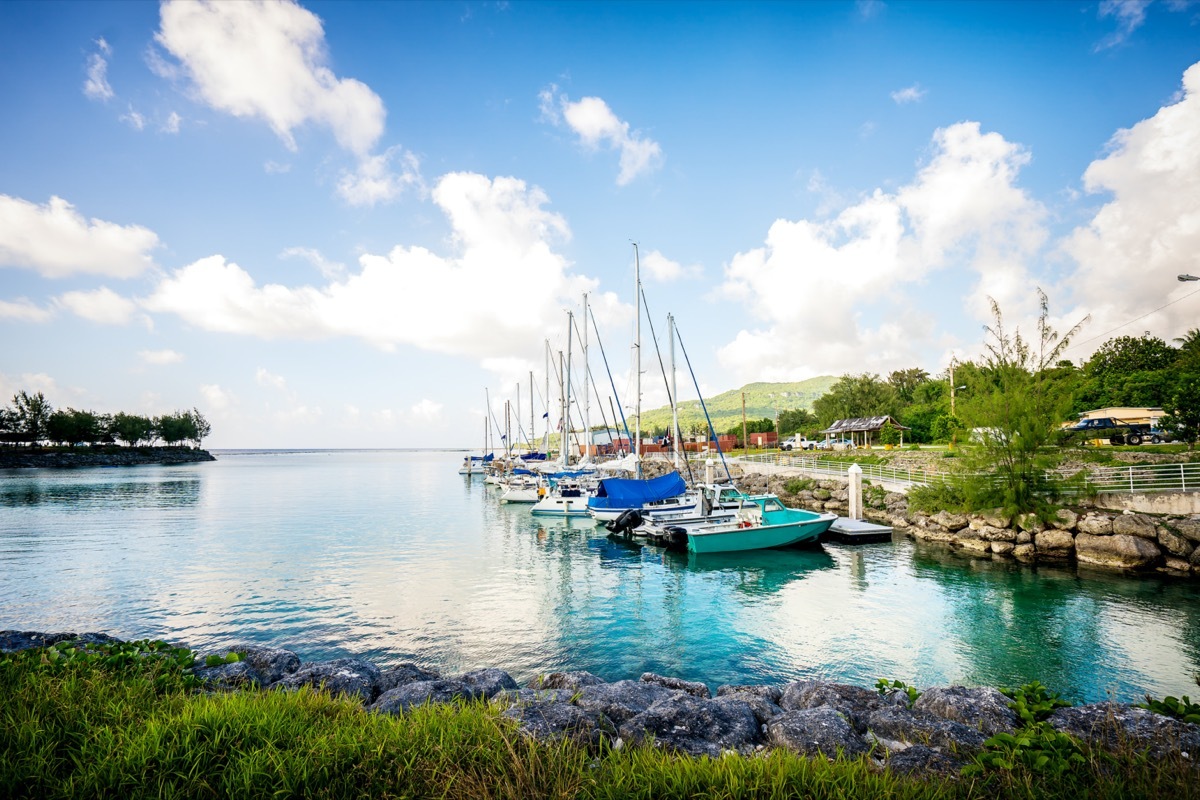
[[1, 0, 1198, 449]]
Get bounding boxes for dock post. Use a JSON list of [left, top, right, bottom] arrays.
[[848, 463, 863, 521]]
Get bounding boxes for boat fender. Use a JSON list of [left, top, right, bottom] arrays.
[[605, 509, 644, 535]]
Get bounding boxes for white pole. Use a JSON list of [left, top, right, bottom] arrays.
[[583, 293, 591, 463], [848, 463, 863, 521], [633, 243, 642, 470], [669, 312, 680, 468], [565, 310, 574, 467]]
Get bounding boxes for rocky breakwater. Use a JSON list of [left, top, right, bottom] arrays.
[[0, 446, 215, 469], [5, 630, 1196, 776]]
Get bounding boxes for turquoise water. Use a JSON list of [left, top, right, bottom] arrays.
[[2, 449, 1198, 702]]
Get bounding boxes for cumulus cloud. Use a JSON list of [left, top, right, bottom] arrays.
[[280, 246, 345, 279], [641, 249, 701, 282], [539, 86, 662, 185], [410, 398, 443, 422], [716, 121, 1046, 382], [155, 0, 385, 157], [161, 111, 182, 134], [1095, 0, 1151, 50], [0, 195, 159, 278], [890, 83, 927, 104], [139, 349, 184, 365], [1060, 59, 1200, 348], [336, 146, 423, 206], [83, 39, 114, 101], [141, 173, 610, 364], [120, 106, 146, 131], [56, 287, 138, 325], [0, 298, 53, 323], [199, 383, 234, 412], [256, 367, 288, 390]]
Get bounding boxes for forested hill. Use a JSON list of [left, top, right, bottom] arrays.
[[636, 377, 837, 435]]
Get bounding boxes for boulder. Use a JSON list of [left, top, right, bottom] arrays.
[[779, 680, 888, 732], [193, 659, 265, 690], [1050, 508, 1079, 531], [274, 658, 381, 702], [955, 537, 992, 555], [369, 679, 476, 714], [501, 701, 617, 749], [1016, 513, 1045, 533], [491, 688, 577, 708], [1075, 533, 1162, 570], [641, 672, 711, 698], [1015, 531, 1032, 545], [574, 680, 678, 725], [977, 525, 1016, 542], [378, 662, 441, 693], [990, 541, 1015, 555], [980, 510, 1012, 529], [1157, 527, 1195, 559], [1112, 514, 1157, 540], [1035, 529, 1075, 553], [1048, 704, 1200, 760], [618, 695, 761, 757], [883, 744, 966, 776], [1163, 558, 1192, 574], [1175, 518, 1200, 544], [717, 684, 783, 703], [1077, 514, 1114, 536], [912, 686, 1018, 737], [866, 706, 988, 753], [932, 511, 969, 531], [1, 631, 92, 652], [1012, 543, 1037, 561], [528, 670, 606, 691], [767, 706, 869, 758], [459, 668, 519, 699]]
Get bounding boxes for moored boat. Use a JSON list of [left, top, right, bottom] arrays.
[[682, 495, 836, 554]]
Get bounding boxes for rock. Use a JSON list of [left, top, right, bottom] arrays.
[[528, 670, 607, 691], [1016, 513, 1045, 533], [1035, 529, 1075, 553], [1075, 533, 1162, 569], [1048, 704, 1200, 760], [274, 658, 381, 702], [0, 630, 87, 652], [1190, 547, 1200, 568], [980, 510, 1012, 529], [717, 684, 783, 703], [1157, 527, 1195, 559], [956, 537, 992, 555], [866, 706, 988, 753], [1113, 514, 1157, 540], [369, 679, 476, 714], [767, 706, 869, 758], [1175, 518, 1200, 544], [574, 680, 677, 725], [813, 489, 832, 501], [1012, 543, 1037, 561], [1015, 531, 1032, 544], [619, 695, 761, 757], [1050, 508, 1079, 531], [225, 645, 300, 686], [1077, 514, 1114, 536], [883, 744, 966, 776], [502, 701, 617, 749], [491, 688, 577, 708], [990, 541, 1015, 555], [1163, 558, 1192, 573], [977, 525, 1016, 543], [716, 690, 784, 727], [194, 660, 265, 689], [459, 668, 519, 699], [641, 672, 711, 698], [912, 686, 1018, 736], [378, 662, 441, 693], [779, 680, 886, 732], [932, 511, 969, 531]]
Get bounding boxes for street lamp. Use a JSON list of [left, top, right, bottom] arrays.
[[1180, 274, 1199, 282]]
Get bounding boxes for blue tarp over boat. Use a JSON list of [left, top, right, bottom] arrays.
[[587, 471, 687, 510]]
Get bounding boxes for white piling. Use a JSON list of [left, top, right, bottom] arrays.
[[848, 463, 863, 521]]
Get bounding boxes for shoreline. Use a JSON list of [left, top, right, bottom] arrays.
[[0, 446, 216, 469]]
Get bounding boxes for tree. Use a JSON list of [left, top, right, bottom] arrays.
[[812, 374, 898, 426], [777, 408, 818, 436], [879, 421, 901, 446], [958, 290, 1088, 515], [888, 368, 929, 404], [12, 390, 52, 447], [0, 406, 15, 446], [155, 411, 198, 445], [46, 408, 101, 447], [1161, 375, 1200, 450], [110, 412, 154, 447]]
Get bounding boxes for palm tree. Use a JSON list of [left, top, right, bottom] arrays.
[[1174, 328, 1200, 359]]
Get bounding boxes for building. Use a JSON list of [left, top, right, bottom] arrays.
[[820, 416, 910, 448], [1076, 407, 1165, 425]]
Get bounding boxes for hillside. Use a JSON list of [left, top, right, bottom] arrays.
[[635, 377, 837, 435]]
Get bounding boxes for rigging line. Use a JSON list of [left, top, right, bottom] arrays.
[[638, 286, 695, 484], [673, 320, 733, 485], [1061, 286, 1200, 356], [588, 304, 634, 449]]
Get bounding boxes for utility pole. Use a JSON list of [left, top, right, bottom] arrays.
[[742, 392, 748, 452]]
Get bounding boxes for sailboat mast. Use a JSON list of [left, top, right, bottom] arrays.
[[633, 242, 641, 468], [565, 310, 574, 468], [544, 341, 551, 452], [529, 371, 534, 455], [669, 312, 680, 466], [515, 383, 521, 453], [582, 293, 590, 462], [558, 350, 566, 465]]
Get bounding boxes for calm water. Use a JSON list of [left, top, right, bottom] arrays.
[[2, 449, 1198, 702]]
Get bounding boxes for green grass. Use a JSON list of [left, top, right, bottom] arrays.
[[3, 643, 1198, 800]]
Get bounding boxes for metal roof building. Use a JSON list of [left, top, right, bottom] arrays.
[[820, 416, 910, 447]]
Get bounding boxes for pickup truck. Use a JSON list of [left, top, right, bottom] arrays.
[[1067, 417, 1154, 446], [780, 435, 816, 451]]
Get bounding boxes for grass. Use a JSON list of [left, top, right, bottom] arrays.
[[3, 644, 1198, 800]]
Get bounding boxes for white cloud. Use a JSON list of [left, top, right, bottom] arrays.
[[0, 195, 159, 278], [641, 249, 700, 282], [161, 111, 182, 134], [890, 84, 927, 104], [336, 146, 423, 206], [256, 367, 288, 391], [120, 105, 146, 131], [155, 0, 385, 157], [139, 349, 184, 365], [857, 0, 886, 19], [1060, 59, 1200, 349], [0, 298, 53, 323], [0, 371, 59, 400], [55, 287, 138, 325], [1095, 0, 1151, 50], [83, 46, 114, 101], [716, 121, 1046, 382], [411, 398, 443, 422], [280, 246, 345, 279], [264, 160, 292, 174], [142, 173, 606, 364], [199, 383, 234, 412], [539, 86, 662, 185]]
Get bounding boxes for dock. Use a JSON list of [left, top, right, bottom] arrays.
[[821, 517, 894, 544]]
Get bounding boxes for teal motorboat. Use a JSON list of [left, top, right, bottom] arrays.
[[674, 495, 836, 554]]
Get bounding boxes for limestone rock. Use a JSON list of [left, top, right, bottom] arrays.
[[491, 688, 577, 708], [528, 670, 606, 691], [1016, 513, 1045, 533], [459, 668, 519, 699], [767, 706, 869, 758], [1048, 704, 1200, 761], [369, 679, 475, 714], [1050, 508, 1079, 531], [502, 701, 617, 749], [1035, 529, 1075, 553], [883, 744, 966, 776], [275, 658, 381, 702], [378, 662, 441, 693], [641, 672, 711, 698], [980, 510, 1012, 529], [866, 706, 988, 753], [779, 680, 888, 733], [1172, 517, 1200, 544], [955, 537, 991, 554], [574, 680, 677, 725], [912, 686, 1018, 737], [1077, 513, 1114, 536], [1163, 558, 1192, 573], [1075, 533, 1161, 569], [194, 660, 264, 689], [1016, 531, 1032, 544], [1012, 542, 1037, 561], [230, 645, 301, 686], [717, 684, 783, 703], [1113, 513, 1157, 540], [932, 511, 968, 531], [1157, 527, 1195, 559], [619, 695, 761, 757], [990, 541, 1015, 555], [977, 525, 1016, 543]]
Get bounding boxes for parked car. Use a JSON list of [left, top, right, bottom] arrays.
[[1148, 427, 1175, 444], [815, 438, 855, 450], [1067, 417, 1153, 446], [780, 435, 815, 451]]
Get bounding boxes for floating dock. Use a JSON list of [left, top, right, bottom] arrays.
[[821, 517, 894, 544]]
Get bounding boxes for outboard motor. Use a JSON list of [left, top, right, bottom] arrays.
[[664, 526, 689, 552], [605, 509, 644, 535]]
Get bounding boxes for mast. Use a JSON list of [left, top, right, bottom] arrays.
[[582, 293, 590, 464], [515, 383, 521, 453], [633, 242, 642, 472], [544, 341, 551, 454], [669, 312, 680, 467], [564, 309, 574, 468], [558, 350, 566, 466], [529, 371, 534, 454]]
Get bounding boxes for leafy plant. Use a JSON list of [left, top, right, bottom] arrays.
[[782, 477, 815, 494], [963, 722, 1085, 776], [875, 678, 920, 707], [905, 481, 969, 514], [204, 652, 243, 668], [1001, 680, 1072, 726], [1138, 694, 1200, 724]]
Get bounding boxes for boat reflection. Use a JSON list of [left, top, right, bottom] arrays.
[[658, 545, 837, 595], [0, 477, 202, 508]]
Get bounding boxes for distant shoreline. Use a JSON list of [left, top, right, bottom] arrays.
[[0, 447, 216, 469]]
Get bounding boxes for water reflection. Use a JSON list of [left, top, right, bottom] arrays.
[[0, 475, 201, 508]]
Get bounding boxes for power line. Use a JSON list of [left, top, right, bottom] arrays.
[[1061, 286, 1200, 355]]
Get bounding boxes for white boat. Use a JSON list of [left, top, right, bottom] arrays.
[[529, 477, 593, 516], [498, 474, 543, 503], [587, 470, 697, 522]]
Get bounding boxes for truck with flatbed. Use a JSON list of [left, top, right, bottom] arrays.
[[1066, 417, 1156, 446]]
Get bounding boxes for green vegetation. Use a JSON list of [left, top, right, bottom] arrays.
[[964, 683, 1083, 778], [875, 678, 921, 707], [1139, 694, 1200, 724], [0, 391, 210, 448], [637, 376, 837, 439]]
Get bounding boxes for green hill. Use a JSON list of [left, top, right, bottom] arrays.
[[635, 377, 837, 435]]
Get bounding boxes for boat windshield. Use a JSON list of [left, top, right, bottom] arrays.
[[760, 497, 786, 512]]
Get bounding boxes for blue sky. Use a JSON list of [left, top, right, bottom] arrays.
[[1, 0, 1198, 448]]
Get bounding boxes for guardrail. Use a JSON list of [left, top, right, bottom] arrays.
[[729, 452, 1200, 495]]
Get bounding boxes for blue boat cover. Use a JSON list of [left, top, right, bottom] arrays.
[[587, 471, 687, 510]]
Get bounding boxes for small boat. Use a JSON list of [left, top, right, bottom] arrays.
[[458, 453, 492, 476], [635, 495, 835, 554], [498, 472, 543, 503], [587, 471, 698, 522], [529, 476, 593, 516]]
